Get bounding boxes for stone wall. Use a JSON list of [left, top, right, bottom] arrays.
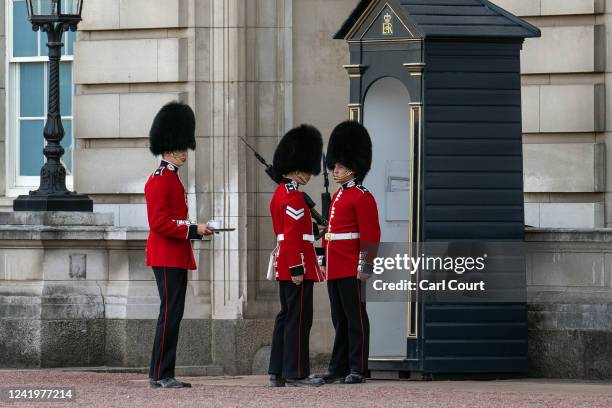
[[494, 0, 609, 228], [0, 213, 217, 369], [73, 0, 190, 227], [526, 228, 612, 379]]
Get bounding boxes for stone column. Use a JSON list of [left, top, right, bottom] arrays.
[[194, 0, 246, 319], [194, 0, 293, 373]]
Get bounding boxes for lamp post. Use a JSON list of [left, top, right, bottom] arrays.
[[13, 0, 92, 212]]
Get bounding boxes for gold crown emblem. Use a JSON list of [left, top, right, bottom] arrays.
[[384, 13, 392, 23]]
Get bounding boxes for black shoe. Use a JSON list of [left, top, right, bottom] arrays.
[[269, 374, 286, 387], [344, 372, 366, 384], [149, 378, 160, 388], [156, 378, 192, 389], [310, 372, 345, 384], [285, 377, 325, 387]]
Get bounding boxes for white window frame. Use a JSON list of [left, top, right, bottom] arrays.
[[5, 0, 74, 197]]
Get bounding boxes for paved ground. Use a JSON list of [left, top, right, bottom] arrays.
[[1, 370, 612, 408]]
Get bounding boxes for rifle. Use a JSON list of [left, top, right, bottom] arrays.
[[240, 137, 328, 227], [321, 153, 332, 223]]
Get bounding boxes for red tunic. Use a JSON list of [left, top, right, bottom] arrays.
[[145, 161, 198, 270], [270, 180, 324, 282], [323, 180, 381, 280]]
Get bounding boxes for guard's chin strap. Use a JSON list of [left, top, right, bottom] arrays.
[[333, 169, 354, 184], [284, 172, 308, 186], [165, 152, 185, 167], [294, 172, 309, 186]]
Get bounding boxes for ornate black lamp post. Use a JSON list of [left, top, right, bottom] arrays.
[[14, 0, 92, 212]]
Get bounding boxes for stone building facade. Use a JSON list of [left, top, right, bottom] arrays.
[[496, 0, 609, 228], [1, 0, 612, 379]]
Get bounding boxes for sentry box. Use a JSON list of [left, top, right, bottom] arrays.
[[334, 0, 540, 378]]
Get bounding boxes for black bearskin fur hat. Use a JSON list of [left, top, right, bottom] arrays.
[[272, 124, 323, 177], [149, 101, 196, 156], [326, 120, 372, 181]]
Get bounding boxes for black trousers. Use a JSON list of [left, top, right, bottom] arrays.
[[268, 280, 314, 379], [327, 277, 370, 376], [149, 267, 188, 381]]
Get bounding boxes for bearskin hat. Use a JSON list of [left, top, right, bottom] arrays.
[[149, 101, 196, 156], [272, 124, 323, 177], [326, 120, 372, 181]]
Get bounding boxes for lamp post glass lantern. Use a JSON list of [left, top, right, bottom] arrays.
[[14, 0, 92, 211], [25, 0, 83, 21]]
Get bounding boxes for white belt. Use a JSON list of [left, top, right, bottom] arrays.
[[325, 232, 360, 241], [277, 234, 315, 242]]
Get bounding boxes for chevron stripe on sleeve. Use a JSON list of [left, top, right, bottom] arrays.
[[286, 205, 305, 221]]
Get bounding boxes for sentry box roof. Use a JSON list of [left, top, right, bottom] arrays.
[[335, 0, 541, 41]]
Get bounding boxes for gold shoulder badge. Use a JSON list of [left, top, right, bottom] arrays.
[[382, 12, 393, 36]]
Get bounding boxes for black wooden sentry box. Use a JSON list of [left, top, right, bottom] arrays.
[[335, 0, 540, 377]]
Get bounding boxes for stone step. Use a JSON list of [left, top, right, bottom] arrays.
[[62, 365, 224, 377], [0, 197, 14, 213]]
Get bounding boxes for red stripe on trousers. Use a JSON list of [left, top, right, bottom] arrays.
[[156, 268, 169, 380], [356, 279, 365, 373], [297, 284, 304, 378]]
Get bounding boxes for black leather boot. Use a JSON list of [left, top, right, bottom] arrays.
[[285, 377, 325, 387], [310, 372, 345, 384], [153, 378, 192, 388], [269, 374, 286, 387], [344, 372, 366, 384]]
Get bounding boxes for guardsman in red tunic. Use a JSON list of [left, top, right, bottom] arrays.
[[315, 121, 381, 384], [145, 102, 213, 389], [268, 125, 325, 387]]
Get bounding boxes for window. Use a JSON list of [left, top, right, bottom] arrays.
[[6, 0, 75, 195]]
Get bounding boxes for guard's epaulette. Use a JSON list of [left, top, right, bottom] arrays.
[[356, 184, 369, 193], [284, 182, 297, 193], [153, 167, 165, 177]]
